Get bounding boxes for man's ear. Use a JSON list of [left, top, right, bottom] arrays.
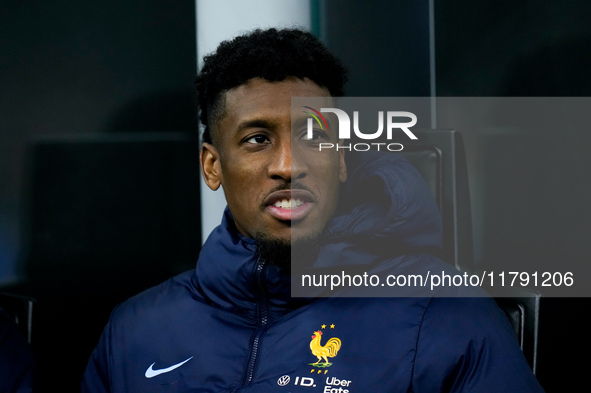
[[338, 142, 347, 183], [200, 142, 222, 191]]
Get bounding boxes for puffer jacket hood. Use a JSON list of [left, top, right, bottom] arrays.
[[317, 151, 443, 266], [330, 151, 442, 249]]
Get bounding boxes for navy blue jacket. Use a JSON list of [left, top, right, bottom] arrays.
[[82, 154, 544, 392]]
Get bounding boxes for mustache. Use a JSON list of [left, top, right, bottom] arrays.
[[265, 182, 313, 196]]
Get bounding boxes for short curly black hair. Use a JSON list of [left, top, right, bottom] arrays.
[[195, 27, 348, 145]]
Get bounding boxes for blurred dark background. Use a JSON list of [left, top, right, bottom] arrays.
[[433, 2, 591, 391], [1, 0, 589, 391], [0, 1, 199, 391]]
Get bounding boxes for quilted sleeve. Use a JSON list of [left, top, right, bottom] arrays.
[[411, 297, 545, 392]]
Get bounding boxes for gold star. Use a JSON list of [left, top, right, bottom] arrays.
[[321, 324, 326, 329], [330, 324, 335, 329]]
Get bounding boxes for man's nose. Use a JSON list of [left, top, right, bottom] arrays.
[[268, 139, 307, 182]]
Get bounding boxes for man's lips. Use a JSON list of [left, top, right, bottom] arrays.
[[264, 189, 314, 221]]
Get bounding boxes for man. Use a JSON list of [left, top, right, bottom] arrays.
[[82, 28, 544, 392]]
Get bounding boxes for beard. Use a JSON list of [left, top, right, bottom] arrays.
[[255, 231, 321, 272]]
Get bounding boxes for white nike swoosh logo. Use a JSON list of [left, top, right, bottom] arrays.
[[145, 356, 194, 378]]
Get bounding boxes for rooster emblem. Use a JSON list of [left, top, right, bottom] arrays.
[[309, 330, 341, 367]]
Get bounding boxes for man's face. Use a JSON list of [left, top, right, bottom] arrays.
[[200, 77, 347, 245]]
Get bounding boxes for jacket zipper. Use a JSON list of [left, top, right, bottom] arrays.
[[234, 257, 270, 391]]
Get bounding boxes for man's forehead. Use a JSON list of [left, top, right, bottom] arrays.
[[220, 77, 333, 122]]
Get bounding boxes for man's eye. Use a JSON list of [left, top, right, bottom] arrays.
[[245, 135, 270, 144], [301, 129, 328, 141]]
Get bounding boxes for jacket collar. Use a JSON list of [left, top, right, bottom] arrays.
[[193, 152, 443, 316], [194, 208, 302, 321]]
